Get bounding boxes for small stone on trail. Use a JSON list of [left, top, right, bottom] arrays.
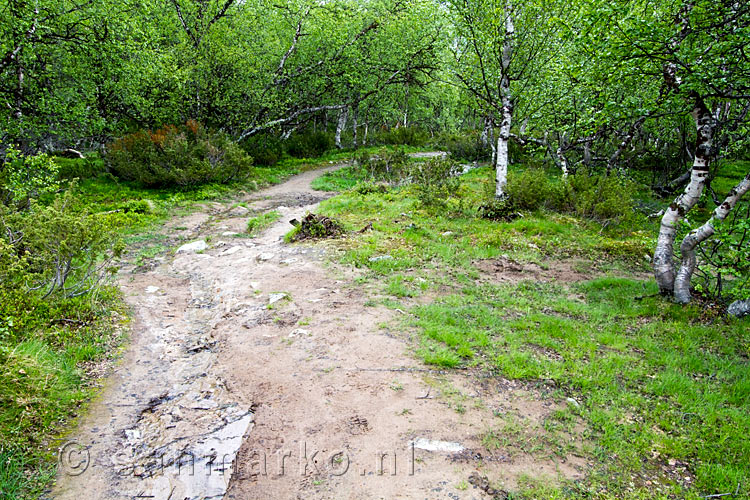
[[410, 438, 464, 453], [222, 246, 243, 256], [269, 292, 288, 304], [257, 252, 274, 262], [288, 328, 310, 338], [222, 231, 238, 236], [146, 286, 159, 294], [177, 240, 208, 253], [229, 206, 249, 216]]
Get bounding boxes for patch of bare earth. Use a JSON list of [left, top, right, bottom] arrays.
[[475, 256, 649, 284], [53, 165, 588, 500]]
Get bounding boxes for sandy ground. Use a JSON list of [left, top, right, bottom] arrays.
[[52, 163, 588, 500]]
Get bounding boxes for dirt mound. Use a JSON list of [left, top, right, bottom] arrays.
[[288, 212, 344, 241]]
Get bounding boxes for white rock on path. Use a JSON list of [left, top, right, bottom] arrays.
[[257, 252, 274, 262], [176, 240, 208, 253], [410, 438, 464, 453], [269, 292, 288, 304], [222, 246, 243, 256]]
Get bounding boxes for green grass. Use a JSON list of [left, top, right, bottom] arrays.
[[0, 288, 126, 499], [312, 160, 750, 499], [246, 210, 281, 236], [311, 165, 362, 191]]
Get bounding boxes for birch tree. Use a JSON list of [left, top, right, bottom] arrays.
[[448, 0, 566, 197]]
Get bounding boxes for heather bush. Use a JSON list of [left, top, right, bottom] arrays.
[[107, 120, 253, 187]]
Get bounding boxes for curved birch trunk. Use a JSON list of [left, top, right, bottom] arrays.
[[653, 96, 715, 295], [335, 106, 349, 149], [674, 172, 750, 303], [495, 6, 514, 198]]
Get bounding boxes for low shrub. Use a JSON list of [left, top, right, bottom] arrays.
[[410, 158, 462, 209], [107, 120, 253, 188], [436, 131, 489, 162], [478, 197, 519, 221], [53, 154, 107, 180], [376, 126, 429, 147], [285, 131, 333, 158], [505, 168, 554, 210], [501, 167, 635, 225], [565, 168, 635, 223], [357, 149, 409, 181], [240, 133, 283, 166], [1, 186, 122, 305], [353, 181, 388, 195], [694, 200, 750, 302]]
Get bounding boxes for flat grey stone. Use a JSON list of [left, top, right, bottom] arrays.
[[176, 240, 208, 253]]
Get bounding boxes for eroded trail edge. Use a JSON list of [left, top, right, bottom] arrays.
[[54, 164, 586, 500]]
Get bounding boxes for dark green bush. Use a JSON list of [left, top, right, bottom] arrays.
[[410, 158, 462, 209], [694, 200, 750, 302], [107, 120, 253, 188], [353, 181, 388, 195], [53, 154, 107, 180], [478, 197, 518, 221], [505, 168, 554, 210], [357, 149, 410, 181], [285, 131, 333, 158], [240, 133, 283, 166], [565, 168, 635, 223], [376, 126, 429, 147], [502, 167, 635, 224], [436, 131, 489, 162]]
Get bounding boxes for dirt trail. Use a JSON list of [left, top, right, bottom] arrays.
[[53, 164, 586, 500]]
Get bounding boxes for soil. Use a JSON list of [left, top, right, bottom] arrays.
[[52, 163, 588, 500]]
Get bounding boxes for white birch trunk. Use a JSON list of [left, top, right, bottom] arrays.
[[495, 6, 514, 198], [335, 106, 349, 149], [556, 146, 569, 178], [674, 172, 750, 303], [653, 96, 715, 295]]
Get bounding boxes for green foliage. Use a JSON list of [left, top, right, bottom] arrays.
[[53, 154, 107, 181], [694, 200, 750, 302], [353, 181, 389, 195], [285, 131, 333, 159], [410, 158, 462, 209], [107, 120, 253, 188], [565, 169, 636, 223], [436, 131, 489, 162], [357, 149, 410, 181], [505, 168, 556, 210], [240, 134, 284, 166], [505, 168, 636, 225], [376, 126, 429, 147], [13, 188, 123, 300], [478, 197, 518, 221], [1, 148, 60, 208]]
